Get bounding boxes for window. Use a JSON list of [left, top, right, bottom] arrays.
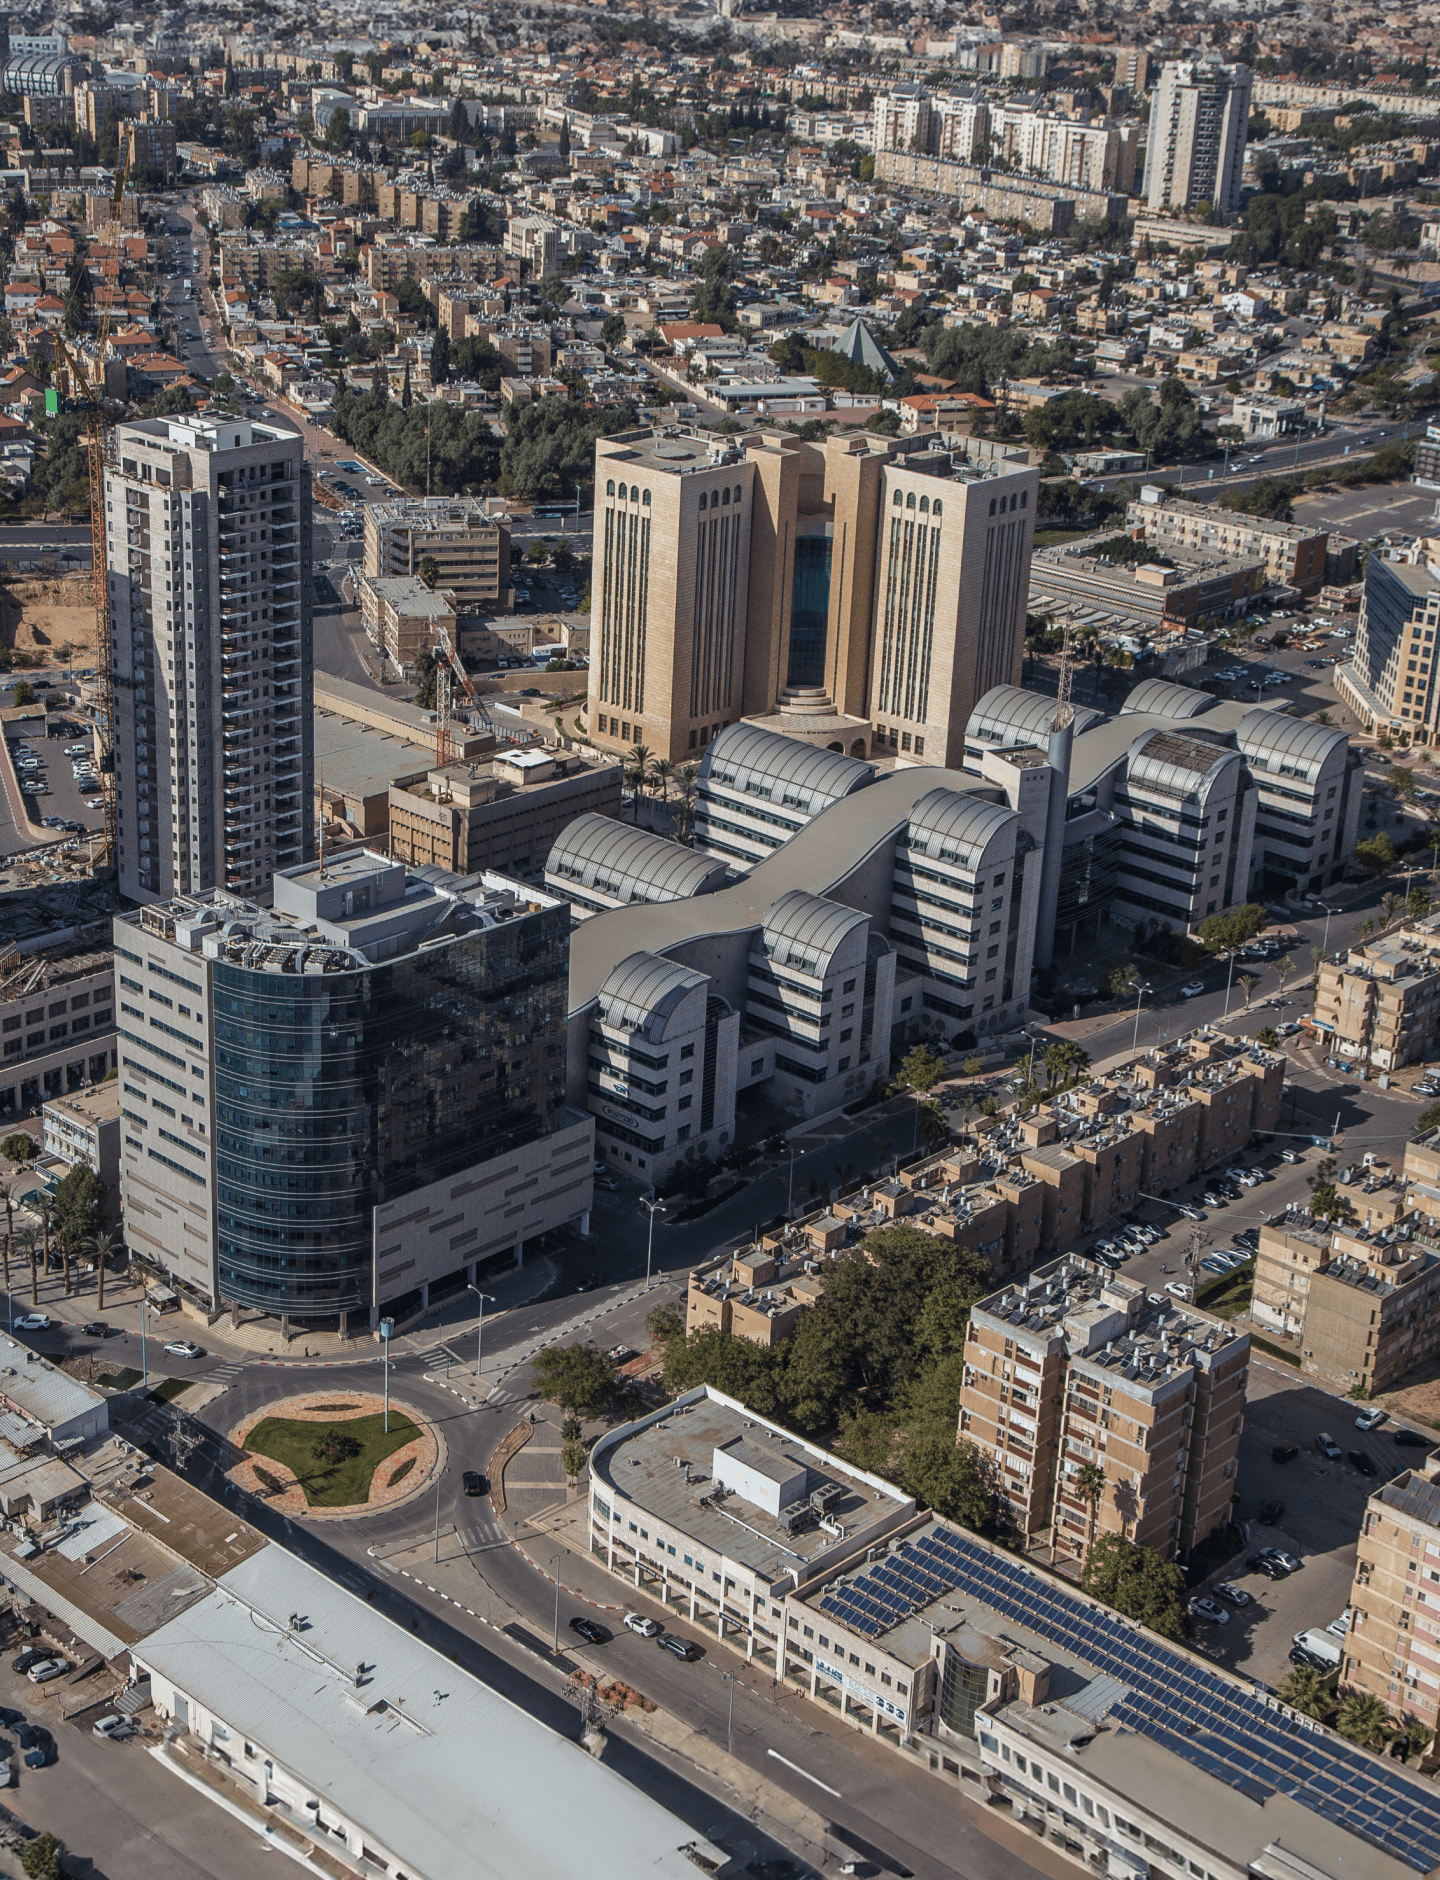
[[642, 490, 651, 505], [618, 483, 628, 500], [606, 479, 615, 495], [988, 498, 996, 515], [699, 491, 707, 510]]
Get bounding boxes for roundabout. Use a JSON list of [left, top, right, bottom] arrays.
[[227, 1390, 444, 1519]]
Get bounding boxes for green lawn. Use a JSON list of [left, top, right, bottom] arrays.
[[244, 1411, 421, 1509], [150, 1377, 194, 1402], [96, 1368, 142, 1391]]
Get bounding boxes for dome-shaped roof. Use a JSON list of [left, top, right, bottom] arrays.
[[758, 890, 867, 973], [596, 951, 709, 1041], [907, 788, 1017, 865], [1122, 678, 1213, 720], [1233, 709, 1349, 777], [967, 685, 1103, 749], [701, 722, 873, 808], [546, 814, 728, 904], [1128, 728, 1238, 798]]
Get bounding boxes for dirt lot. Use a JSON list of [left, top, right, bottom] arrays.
[[0, 576, 94, 662]]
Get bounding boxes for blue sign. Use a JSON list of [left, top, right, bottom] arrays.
[[379, 1317, 394, 1340]]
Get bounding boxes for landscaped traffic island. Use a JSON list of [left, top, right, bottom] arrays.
[[228, 1392, 440, 1518]]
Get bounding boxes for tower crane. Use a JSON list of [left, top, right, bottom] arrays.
[[431, 621, 480, 767]]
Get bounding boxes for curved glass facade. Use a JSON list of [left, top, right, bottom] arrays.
[[212, 903, 570, 1317]]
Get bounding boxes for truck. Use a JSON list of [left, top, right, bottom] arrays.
[[1292, 1627, 1342, 1670], [183, 279, 194, 298]]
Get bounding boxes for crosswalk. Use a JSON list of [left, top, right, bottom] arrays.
[[462, 1516, 509, 1552], [206, 1361, 245, 1390]]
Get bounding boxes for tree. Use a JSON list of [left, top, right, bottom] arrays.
[[1074, 1460, 1106, 1553], [558, 117, 571, 161], [1238, 973, 1260, 1009], [893, 1043, 947, 1097], [1044, 1040, 1091, 1088], [1355, 832, 1398, 875], [1, 1134, 36, 1165], [1197, 903, 1268, 954], [600, 311, 627, 351], [690, 245, 740, 330], [11, 680, 33, 707], [1336, 1690, 1394, 1751], [1080, 1534, 1189, 1640], [324, 107, 353, 155], [1273, 954, 1295, 997], [418, 555, 440, 590], [531, 1343, 617, 1417], [1256, 1026, 1281, 1048], [1419, 1101, 1440, 1135], [902, 1432, 998, 1530], [85, 1226, 122, 1311], [51, 1164, 104, 1296], [1411, 885, 1433, 920], [561, 1438, 587, 1482], [1277, 1664, 1338, 1722], [21, 1833, 62, 1880], [1308, 1157, 1354, 1225], [1392, 765, 1417, 799]]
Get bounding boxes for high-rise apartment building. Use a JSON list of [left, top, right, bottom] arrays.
[[362, 495, 510, 609], [1336, 548, 1440, 743], [106, 414, 313, 905], [1348, 1466, 1440, 1733], [1112, 47, 1152, 94], [960, 1256, 1249, 1562], [587, 427, 1037, 768], [989, 106, 1138, 194], [1143, 60, 1252, 215], [114, 852, 592, 1329]]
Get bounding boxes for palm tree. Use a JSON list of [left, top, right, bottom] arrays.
[[0, 1174, 18, 1297], [1277, 1664, 1337, 1723], [1238, 973, 1259, 1009], [84, 1228, 122, 1314], [1357, 916, 1375, 941], [1273, 954, 1294, 998], [13, 1227, 35, 1310], [1337, 1690, 1394, 1752], [1381, 892, 1402, 928], [652, 757, 673, 802], [1074, 1461, 1105, 1554], [624, 744, 652, 820]]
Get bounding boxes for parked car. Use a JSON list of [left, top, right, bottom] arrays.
[[624, 1613, 662, 1637], [26, 1660, 67, 1685], [12, 1315, 47, 1332], [1181, 981, 1207, 998], [1215, 1582, 1253, 1608], [92, 1715, 137, 1740], [1271, 1445, 1299, 1464], [162, 1340, 203, 1359], [1316, 1432, 1343, 1460], [15, 1724, 44, 1750], [1249, 1553, 1287, 1580], [1327, 1610, 1352, 1639], [1164, 1281, 1194, 1301], [1279, 1148, 1304, 1164], [1262, 1547, 1302, 1573], [1394, 1428, 1432, 1447], [1176, 1204, 1205, 1222], [568, 1617, 610, 1646], [656, 1635, 701, 1661], [1289, 1644, 1332, 1672], [1348, 1450, 1378, 1476], [1188, 1596, 1229, 1625], [1355, 1406, 1388, 1431], [10, 1652, 47, 1675], [1258, 1500, 1286, 1525], [81, 1321, 110, 1338]]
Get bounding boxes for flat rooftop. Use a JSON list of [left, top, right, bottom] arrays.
[[134, 1547, 725, 1880], [593, 1387, 911, 1586], [314, 706, 435, 798]]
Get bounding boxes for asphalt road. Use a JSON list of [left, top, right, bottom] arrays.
[[1086, 419, 1428, 499]]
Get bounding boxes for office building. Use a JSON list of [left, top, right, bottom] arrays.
[[105, 414, 314, 905], [589, 427, 1036, 771], [362, 496, 509, 610], [1336, 547, 1440, 742], [386, 749, 622, 880], [0, 942, 115, 1122], [40, 1081, 120, 1217], [1349, 1465, 1440, 1735], [545, 814, 730, 918], [1126, 493, 1331, 594], [133, 1546, 727, 1880], [1311, 918, 1440, 1070], [587, 1385, 916, 1666], [114, 851, 591, 1329], [694, 726, 873, 867], [959, 1255, 1250, 1561], [355, 571, 460, 677], [1143, 60, 1252, 215]]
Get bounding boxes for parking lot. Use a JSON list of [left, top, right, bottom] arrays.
[[5, 727, 103, 834], [1187, 1364, 1430, 1689]]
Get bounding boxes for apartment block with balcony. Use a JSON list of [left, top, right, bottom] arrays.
[[0, 945, 116, 1122], [1348, 1465, 1440, 1733], [960, 1256, 1250, 1561], [362, 496, 509, 610], [1311, 919, 1440, 1071], [1126, 494, 1329, 594]]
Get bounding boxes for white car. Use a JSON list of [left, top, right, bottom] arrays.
[[13, 1314, 47, 1331], [93, 1714, 137, 1740], [1355, 1406, 1388, 1431], [1188, 1596, 1230, 1625], [1165, 1281, 1194, 1301], [1181, 980, 1206, 998], [162, 1339, 203, 1359], [624, 1613, 662, 1637]]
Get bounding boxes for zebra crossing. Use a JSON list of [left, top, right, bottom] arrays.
[[205, 1361, 245, 1391]]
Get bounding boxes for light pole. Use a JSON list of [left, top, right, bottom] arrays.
[[549, 1552, 562, 1655], [786, 1146, 797, 1218], [466, 1285, 495, 1384], [1317, 901, 1338, 960], [1131, 981, 1152, 1053], [433, 1465, 448, 1564], [136, 1291, 148, 1388], [379, 1316, 394, 1434], [725, 1670, 735, 1758], [1221, 949, 1238, 1019], [639, 1191, 663, 1283]]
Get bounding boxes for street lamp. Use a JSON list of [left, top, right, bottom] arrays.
[[1131, 981, 1153, 1054], [136, 1291, 148, 1389], [466, 1285, 495, 1384], [638, 1191, 663, 1284], [786, 1145, 797, 1218], [1317, 901, 1339, 959], [433, 1465, 449, 1565], [549, 1552, 562, 1656]]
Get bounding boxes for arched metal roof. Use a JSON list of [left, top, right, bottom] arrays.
[[701, 721, 873, 809], [1128, 728, 1238, 798], [596, 951, 709, 1041], [967, 685, 1103, 749], [1233, 709, 1349, 777], [545, 814, 728, 904], [1122, 678, 1213, 720], [907, 789, 1017, 864], [759, 889, 867, 972], [1, 52, 78, 95]]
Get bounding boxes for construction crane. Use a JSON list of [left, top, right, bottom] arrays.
[[1052, 619, 1077, 732], [53, 149, 130, 870], [432, 621, 480, 767]]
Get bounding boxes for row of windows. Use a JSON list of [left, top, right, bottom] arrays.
[[892, 490, 945, 514]]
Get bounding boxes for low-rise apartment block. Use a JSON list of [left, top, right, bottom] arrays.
[[960, 1255, 1249, 1561], [39, 1081, 121, 1218], [1311, 918, 1440, 1071], [363, 495, 510, 610], [355, 571, 461, 677], [387, 750, 622, 881], [1126, 493, 1330, 593], [0, 943, 116, 1124]]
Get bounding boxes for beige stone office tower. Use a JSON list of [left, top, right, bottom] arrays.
[[588, 427, 1037, 768], [106, 414, 314, 904]]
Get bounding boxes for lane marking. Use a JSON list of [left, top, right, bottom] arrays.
[[766, 1749, 842, 1797]]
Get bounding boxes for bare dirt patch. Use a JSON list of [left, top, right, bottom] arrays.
[[0, 574, 95, 660]]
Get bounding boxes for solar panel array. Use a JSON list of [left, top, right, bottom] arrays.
[[820, 1526, 1440, 1875]]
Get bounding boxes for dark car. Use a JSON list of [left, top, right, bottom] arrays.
[[81, 1321, 110, 1338], [23, 1746, 51, 1770], [1289, 1645, 1331, 1673], [1248, 1554, 1288, 1580], [1394, 1429, 1432, 1447], [1271, 1445, 1298, 1465], [1258, 1500, 1285, 1524], [569, 1617, 610, 1646], [0, 1710, 22, 1730], [1348, 1450, 1378, 1476], [15, 1724, 44, 1750], [10, 1652, 46, 1675], [656, 1635, 701, 1661], [462, 1471, 489, 1497]]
